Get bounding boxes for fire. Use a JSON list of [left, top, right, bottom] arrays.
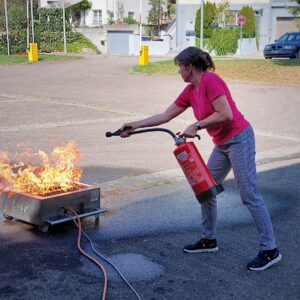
[[0, 141, 83, 196]]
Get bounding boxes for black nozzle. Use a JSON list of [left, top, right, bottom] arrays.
[[105, 129, 122, 137]]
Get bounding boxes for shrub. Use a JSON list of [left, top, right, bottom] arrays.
[[38, 31, 98, 53], [8, 4, 27, 30], [207, 28, 239, 55], [123, 16, 137, 25], [0, 30, 26, 54], [38, 8, 72, 32], [239, 6, 256, 38]]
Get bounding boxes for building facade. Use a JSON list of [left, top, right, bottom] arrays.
[[40, 0, 158, 26], [176, 0, 299, 51]]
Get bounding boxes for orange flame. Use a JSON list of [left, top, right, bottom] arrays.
[[0, 141, 83, 196]]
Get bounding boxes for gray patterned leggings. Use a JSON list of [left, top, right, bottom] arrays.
[[202, 125, 276, 250]]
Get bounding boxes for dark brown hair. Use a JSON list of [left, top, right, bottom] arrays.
[[174, 46, 215, 72]]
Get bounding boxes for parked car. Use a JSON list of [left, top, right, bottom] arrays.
[[263, 32, 300, 59]]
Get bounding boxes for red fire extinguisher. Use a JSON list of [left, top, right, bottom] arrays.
[[106, 128, 223, 203]]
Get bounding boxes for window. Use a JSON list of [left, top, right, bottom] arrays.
[[278, 33, 289, 42], [128, 11, 134, 18], [93, 10, 102, 24]]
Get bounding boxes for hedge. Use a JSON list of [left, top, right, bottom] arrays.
[[207, 28, 239, 56]]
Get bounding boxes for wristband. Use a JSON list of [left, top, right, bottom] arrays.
[[194, 121, 202, 130]]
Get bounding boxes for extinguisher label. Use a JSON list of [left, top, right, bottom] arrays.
[[176, 151, 187, 160], [177, 151, 205, 187]]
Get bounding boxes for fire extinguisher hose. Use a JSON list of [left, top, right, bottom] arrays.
[[106, 127, 200, 142]]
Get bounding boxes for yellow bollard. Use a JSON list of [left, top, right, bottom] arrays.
[[139, 45, 149, 65], [28, 43, 39, 62]]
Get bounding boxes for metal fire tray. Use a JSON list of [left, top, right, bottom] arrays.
[[0, 184, 107, 232]]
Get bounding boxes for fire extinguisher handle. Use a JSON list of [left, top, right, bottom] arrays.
[[178, 133, 201, 140]]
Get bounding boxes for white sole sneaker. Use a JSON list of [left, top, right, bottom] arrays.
[[183, 247, 219, 253], [248, 254, 282, 271]]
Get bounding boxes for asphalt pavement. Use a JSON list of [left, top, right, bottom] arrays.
[[0, 54, 299, 300]]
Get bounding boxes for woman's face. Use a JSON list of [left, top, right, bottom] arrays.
[[178, 63, 192, 83]]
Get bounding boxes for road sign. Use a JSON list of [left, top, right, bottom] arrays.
[[238, 15, 246, 25]]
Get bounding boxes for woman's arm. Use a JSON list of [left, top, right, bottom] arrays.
[[121, 103, 186, 136], [183, 95, 233, 137]]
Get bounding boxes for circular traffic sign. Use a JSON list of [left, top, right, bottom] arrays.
[[238, 15, 246, 25]]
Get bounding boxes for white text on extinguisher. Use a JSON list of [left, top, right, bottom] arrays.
[[177, 151, 205, 187]]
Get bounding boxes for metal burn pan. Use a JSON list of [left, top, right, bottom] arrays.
[[0, 183, 107, 232]]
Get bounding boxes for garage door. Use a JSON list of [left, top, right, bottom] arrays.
[[276, 17, 299, 39], [108, 31, 132, 55]]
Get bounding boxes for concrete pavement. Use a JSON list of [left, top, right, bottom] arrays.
[[0, 55, 299, 300]]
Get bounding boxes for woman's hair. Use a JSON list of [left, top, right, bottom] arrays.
[[174, 46, 215, 72]]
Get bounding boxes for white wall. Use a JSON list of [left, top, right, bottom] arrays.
[[178, 0, 269, 4], [129, 35, 171, 55], [76, 27, 107, 53], [236, 38, 257, 55], [84, 1, 107, 26]]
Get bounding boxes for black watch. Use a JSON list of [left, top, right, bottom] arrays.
[[194, 121, 202, 130]]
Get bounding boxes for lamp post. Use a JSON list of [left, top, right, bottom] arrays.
[[139, 0, 142, 51], [30, 0, 35, 42], [62, 3, 67, 54], [200, 0, 204, 49], [26, 0, 30, 51], [4, 0, 10, 55]]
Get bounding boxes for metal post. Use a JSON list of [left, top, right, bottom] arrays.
[[175, 0, 178, 48], [200, 0, 204, 49], [240, 24, 243, 55], [27, 0, 30, 50], [139, 0, 142, 51], [30, 0, 34, 42], [4, 0, 10, 55], [62, 3, 67, 54]]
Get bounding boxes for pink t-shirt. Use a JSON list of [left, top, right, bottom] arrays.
[[174, 71, 249, 145]]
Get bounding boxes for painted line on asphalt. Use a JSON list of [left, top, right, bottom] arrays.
[[101, 145, 300, 195], [0, 117, 138, 132], [256, 144, 300, 163], [0, 93, 140, 117], [2, 94, 299, 143], [255, 129, 300, 142]]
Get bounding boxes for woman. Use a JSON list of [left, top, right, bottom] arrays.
[[120, 46, 281, 271]]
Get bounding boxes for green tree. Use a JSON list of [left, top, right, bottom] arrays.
[[195, 1, 217, 39], [167, 0, 176, 18], [147, 0, 166, 36], [216, 0, 236, 27], [0, 0, 39, 30], [69, 0, 92, 26], [38, 8, 71, 32], [8, 4, 26, 29], [288, 0, 300, 29], [239, 5, 256, 38]]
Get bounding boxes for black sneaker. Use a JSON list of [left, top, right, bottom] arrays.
[[247, 248, 282, 271], [183, 239, 218, 253]]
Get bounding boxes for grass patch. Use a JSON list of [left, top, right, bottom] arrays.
[[132, 58, 300, 85], [0, 54, 81, 64]]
